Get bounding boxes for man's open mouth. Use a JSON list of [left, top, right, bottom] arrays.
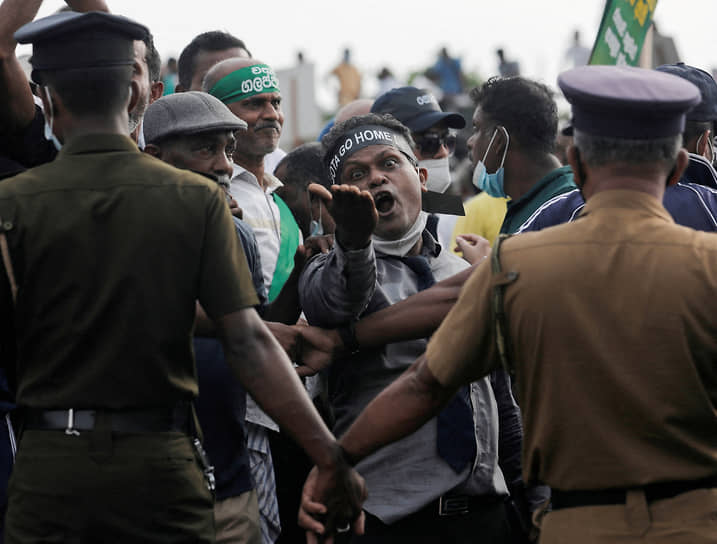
[[373, 191, 395, 215]]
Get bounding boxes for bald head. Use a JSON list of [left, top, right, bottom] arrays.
[[335, 98, 374, 123], [202, 57, 266, 93]]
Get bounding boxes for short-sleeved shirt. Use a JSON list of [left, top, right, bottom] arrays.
[[427, 189, 717, 490], [0, 134, 258, 410]]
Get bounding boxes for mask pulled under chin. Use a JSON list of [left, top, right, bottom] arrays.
[[372, 211, 428, 257], [420, 157, 452, 194]]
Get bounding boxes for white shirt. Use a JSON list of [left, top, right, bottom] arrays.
[[230, 164, 284, 292]]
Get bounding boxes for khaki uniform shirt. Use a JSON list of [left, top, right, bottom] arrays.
[[427, 189, 717, 490], [0, 134, 258, 410]]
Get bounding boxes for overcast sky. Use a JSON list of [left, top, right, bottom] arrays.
[[19, 0, 717, 112]]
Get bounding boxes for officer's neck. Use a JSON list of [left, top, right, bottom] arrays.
[[60, 114, 131, 144]]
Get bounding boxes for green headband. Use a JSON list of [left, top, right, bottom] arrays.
[[208, 64, 280, 104]]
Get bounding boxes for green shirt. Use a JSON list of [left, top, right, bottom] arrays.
[[500, 165, 575, 235], [0, 134, 258, 409]]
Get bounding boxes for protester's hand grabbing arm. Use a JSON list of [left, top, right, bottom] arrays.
[[294, 324, 342, 378], [455, 233, 491, 265]]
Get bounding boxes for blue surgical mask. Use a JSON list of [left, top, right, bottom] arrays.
[[471, 126, 510, 198], [42, 86, 62, 152]]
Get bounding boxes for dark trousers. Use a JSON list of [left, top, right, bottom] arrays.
[[342, 496, 513, 544], [5, 430, 214, 543]]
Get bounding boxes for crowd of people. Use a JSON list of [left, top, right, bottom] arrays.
[[0, 2, 716, 544]]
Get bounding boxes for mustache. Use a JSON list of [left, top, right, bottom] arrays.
[[254, 121, 281, 132]]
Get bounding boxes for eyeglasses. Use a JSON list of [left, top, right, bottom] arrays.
[[413, 131, 457, 157]]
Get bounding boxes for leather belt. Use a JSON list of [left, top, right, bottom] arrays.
[[22, 404, 191, 435], [426, 493, 503, 517], [551, 476, 717, 510]]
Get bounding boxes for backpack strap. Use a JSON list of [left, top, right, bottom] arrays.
[[491, 234, 519, 377]]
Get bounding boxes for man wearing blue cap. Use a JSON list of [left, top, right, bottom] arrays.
[[0, 11, 365, 543], [302, 66, 717, 543]]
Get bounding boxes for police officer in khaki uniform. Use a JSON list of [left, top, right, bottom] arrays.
[[0, 11, 364, 543], [300, 66, 717, 543]]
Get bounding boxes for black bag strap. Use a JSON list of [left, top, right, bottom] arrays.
[[0, 218, 17, 306], [491, 234, 519, 377]]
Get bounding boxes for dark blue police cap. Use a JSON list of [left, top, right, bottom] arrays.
[[371, 86, 465, 132], [655, 62, 717, 122], [558, 65, 701, 139], [15, 11, 148, 80]]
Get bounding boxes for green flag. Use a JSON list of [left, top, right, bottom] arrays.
[[589, 0, 658, 66]]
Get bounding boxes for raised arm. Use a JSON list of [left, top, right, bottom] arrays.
[[0, 0, 109, 133], [0, 0, 44, 132], [299, 184, 378, 327]]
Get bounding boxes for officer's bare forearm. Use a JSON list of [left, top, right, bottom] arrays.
[[339, 354, 456, 464], [216, 308, 340, 469], [354, 264, 477, 348]]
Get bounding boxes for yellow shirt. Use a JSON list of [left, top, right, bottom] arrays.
[[451, 192, 508, 252]]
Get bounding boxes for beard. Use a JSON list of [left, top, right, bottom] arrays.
[[128, 91, 149, 133]]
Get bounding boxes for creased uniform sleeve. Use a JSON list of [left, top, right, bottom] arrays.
[[426, 258, 500, 387], [198, 185, 259, 319], [299, 240, 377, 328]]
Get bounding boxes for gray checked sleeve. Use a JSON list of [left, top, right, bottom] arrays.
[[299, 240, 377, 328]]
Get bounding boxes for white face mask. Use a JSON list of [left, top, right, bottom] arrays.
[[372, 211, 428, 257], [42, 86, 62, 151], [420, 157, 452, 193]]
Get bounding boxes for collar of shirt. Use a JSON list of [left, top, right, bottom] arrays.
[[231, 163, 283, 195], [58, 134, 138, 157], [502, 165, 575, 234], [580, 189, 674, 223]]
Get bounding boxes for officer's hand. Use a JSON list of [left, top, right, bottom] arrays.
[[299, 464, 366, 544]]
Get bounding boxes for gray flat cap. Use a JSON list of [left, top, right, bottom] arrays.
[[143, 91, 247, 144]]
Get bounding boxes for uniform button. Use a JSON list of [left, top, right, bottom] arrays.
[[2, 221, 12, 230], [507, 271, 518, 281]]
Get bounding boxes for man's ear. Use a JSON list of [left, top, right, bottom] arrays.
[[150, 80, 164, 103], [143, 143, 161, 158], [492, 125, 509, 157], [417, 166, 428, 191], [696, 128, 712, 159], [667, 148, 689, 187]]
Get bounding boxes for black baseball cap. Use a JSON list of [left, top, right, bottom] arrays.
[[371, 86, 465, 132]]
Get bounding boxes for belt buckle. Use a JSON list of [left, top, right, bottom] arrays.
[[64, 408, 80, 436], [438, 495, 470, 516]]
